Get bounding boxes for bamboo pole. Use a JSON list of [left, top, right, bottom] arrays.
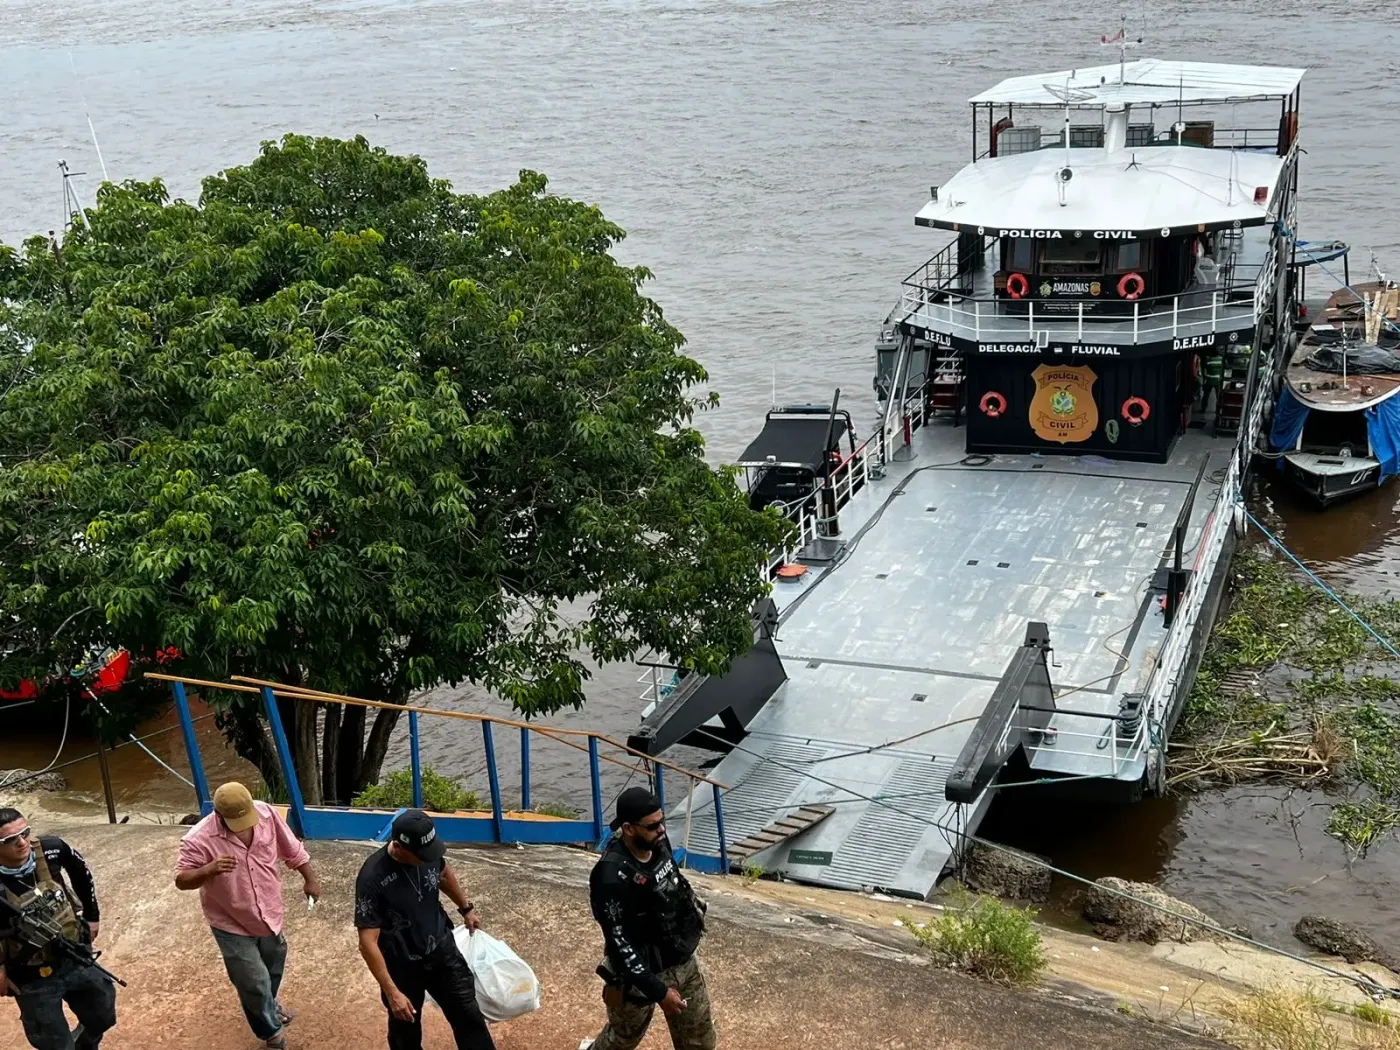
[[142, 673, 264, 696], [227, 674, 725, 787], [146, 672, 726, 788], [142, 673, 646, 779]]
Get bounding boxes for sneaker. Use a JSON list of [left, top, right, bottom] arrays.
[[578, 1041, 595, 1049]]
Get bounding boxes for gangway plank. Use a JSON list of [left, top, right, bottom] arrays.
[[726, 804, 835, 863]]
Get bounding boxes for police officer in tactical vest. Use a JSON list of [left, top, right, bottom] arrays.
[[0, 807, 117, 1049], [583, 787, 717, 1050]]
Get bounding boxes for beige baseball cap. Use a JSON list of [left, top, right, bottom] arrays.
[[213, 782, 260, 833]]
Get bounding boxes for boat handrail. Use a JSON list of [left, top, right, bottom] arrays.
[[973, 124, 1290, 162], [903, 268, 1265, 310], [895, 287, 1254, 346]]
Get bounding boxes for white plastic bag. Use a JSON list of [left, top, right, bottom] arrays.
[[429, 927, 540, 1023]]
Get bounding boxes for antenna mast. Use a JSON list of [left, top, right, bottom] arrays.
[[1043, 81, 1094, 206], [1099, 14, 1143, 85], [58, 160, 87, 231]]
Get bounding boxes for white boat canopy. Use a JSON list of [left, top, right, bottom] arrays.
[[970, 59, 1306, 108], [917, 145, 1287, 237]]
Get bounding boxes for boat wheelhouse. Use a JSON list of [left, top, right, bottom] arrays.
[[631, 58, 1306, 899], [881, 59, 1302, 463]]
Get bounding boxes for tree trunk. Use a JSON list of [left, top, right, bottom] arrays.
[[355, 706, 402, 796], [294, 699, 322, 806], [321, 703, 341, 803], [220, 701, 282, 798], [336, 703, 366, 805]]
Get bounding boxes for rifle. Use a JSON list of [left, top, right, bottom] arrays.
[[0, 891, 126, 987]]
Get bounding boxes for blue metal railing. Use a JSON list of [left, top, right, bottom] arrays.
[[147, 673, 733, 874]]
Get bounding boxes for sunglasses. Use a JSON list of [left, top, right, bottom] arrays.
[[0, 826, 32, 848], [633, 819, 665, 833]]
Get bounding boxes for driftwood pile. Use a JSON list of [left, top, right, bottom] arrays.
[[1167, 720, 1341, 789]]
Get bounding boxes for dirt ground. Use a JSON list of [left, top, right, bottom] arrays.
[[0, 820, 1234, 1050]]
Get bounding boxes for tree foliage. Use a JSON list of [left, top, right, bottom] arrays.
[[0, 135, 790, 801]]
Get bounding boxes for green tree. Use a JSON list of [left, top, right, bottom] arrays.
[[0, 135, 790, 802]]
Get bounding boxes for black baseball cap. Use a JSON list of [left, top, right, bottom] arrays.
[[610, 787, 663, 832], [390, 809, 446, 862]]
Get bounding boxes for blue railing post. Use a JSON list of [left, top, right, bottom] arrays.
[[587, 736, 604, 843], [652, 762, 665, 813], [519, 726, 531, 812], [711, 782, 729, 874], [169, 682, 212, 816], [481, 721, 503, 842], [408, 711, 423, 809], [260, 686, 309, 838]]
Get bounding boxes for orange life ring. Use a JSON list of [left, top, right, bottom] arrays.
[[980, 391, 1008, 417], [1006, 272, 1029, 300], [1118, 272, 1145, 300], [1122, 397, 1151, 425]]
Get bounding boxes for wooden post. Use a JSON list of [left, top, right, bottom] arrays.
[[95, 742, 117, 824]]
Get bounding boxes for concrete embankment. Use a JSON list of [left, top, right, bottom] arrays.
[[7, 786, 1400, 1050], [0, 810, 1234, 1050]]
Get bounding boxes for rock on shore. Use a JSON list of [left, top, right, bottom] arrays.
[[1295, 914, 1400, 972], [1082, 877, 1225, 945], [962, 842, 1053, 903], [0, 769, 68, 793]]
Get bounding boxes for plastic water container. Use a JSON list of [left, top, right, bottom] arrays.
[[996, 127, 1041, 155]]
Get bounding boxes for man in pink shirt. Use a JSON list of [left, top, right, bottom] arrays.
[[175, 782, 321, 1050]]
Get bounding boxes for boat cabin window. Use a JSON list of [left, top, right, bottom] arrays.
[[1003, 238, 1033, 272], [1038, 239, 1101, 276], [1114, 241, 1145, 272]]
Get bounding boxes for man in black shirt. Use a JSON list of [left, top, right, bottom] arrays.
[[354, 809, 495, 1050], [0, 807, 117, 1050], [585, 787, 716, 1050]]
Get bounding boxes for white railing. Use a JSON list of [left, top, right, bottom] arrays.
[[758, 378, 925, 579], [637, 664, 686, 709], [761, 502, 820, 579], [898, 286, 1258, 346], [1138, 230, 1284, 740], [1024, 718, 1143, 777], [1141, 433, 1250, 730]]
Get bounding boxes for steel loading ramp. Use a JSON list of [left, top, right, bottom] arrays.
[[668, 623, 1067, 895], [669, 729, 980, 897]]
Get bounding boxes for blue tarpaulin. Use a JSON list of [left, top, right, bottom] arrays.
[[1269, 387, 1310, 460], [1366, 396, 1400, 480]]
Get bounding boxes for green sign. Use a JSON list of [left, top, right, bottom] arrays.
[[788, 849, 833, 867]]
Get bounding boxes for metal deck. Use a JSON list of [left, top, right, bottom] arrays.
[[672, 418, 1233, 896]]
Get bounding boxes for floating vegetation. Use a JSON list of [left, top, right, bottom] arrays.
[[1176, 548, 1400, 855], [1326, 800, 1400, 857]]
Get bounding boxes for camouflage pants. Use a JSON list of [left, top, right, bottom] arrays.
[[592, 955, 716, 1050]]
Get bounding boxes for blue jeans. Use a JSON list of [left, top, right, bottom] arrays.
[[210, 927, 287, 1041], [14, 957, 118, 1050]]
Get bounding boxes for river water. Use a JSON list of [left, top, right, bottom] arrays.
[[3, 0, 1400, 950]]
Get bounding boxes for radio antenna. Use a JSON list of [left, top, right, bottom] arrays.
[[68, 51, 109, 182]]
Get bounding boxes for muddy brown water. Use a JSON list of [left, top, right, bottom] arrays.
[[3, 0, 1400, 956], [984, 469, 1400, 951]]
